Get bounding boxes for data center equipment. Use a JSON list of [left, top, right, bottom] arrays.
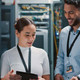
[[0, 0, 1, 5], [53, 1, 68, 49], [33, 29, 48, 53], [15, 3, 51, 29], [53, 1, 69, 68], [0, 5, 15, 56]]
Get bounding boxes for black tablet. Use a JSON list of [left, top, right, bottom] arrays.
[[16, 71, 38, 80]]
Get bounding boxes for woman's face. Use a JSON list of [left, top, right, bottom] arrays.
[[16, 24, 36, 47]]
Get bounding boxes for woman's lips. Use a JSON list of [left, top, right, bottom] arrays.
[[27, 42, 32, 45]]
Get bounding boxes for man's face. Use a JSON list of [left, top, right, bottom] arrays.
[[64, 3, 80, 27]]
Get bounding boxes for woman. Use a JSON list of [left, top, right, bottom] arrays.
[[0, 18, 50, 80]]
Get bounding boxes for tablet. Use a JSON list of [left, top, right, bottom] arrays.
[[16, 71, 38, 80]]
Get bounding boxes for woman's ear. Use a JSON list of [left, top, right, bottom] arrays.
[[15, 30, 19, 38]]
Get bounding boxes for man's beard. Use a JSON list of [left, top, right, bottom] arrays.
[[71, 17, 80, 27]]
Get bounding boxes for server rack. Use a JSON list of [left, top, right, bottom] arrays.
[[0, 5, 15, 56], [15, 2, 54, 80], [0, 0, 1, 5], [53, 1, 68, 69]]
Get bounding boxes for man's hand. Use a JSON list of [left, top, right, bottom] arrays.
[[55, 74, 64, 80], [70, 76, 78, 80]]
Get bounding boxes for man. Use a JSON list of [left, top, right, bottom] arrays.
[[55, 0, 80, 80]]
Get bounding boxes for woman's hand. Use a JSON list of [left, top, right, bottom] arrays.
[[2, 70, 22, 80], [42, 75, 50, 80], [70, 76, 78, 80], [38, 76, 45, 80]]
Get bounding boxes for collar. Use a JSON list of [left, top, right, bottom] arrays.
[[18, 45, 29, 52], [70, 26, 80, 34]]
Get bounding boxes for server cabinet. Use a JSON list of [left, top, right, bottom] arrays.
[[15, 2, 54, 80], [53, 1, 68, 50], [0, 0, 1, 5], [53, 1, 68, 69], [0, 5, 15, 56]]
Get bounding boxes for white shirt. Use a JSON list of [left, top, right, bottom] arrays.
[[55, 26, 80, 80], [0, 46, 50, 78]]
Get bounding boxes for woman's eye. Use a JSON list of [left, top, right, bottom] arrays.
[[26, 35, 29, 36], [32, 34, 35, 36]]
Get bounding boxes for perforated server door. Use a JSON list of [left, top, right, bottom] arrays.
[[0, 5, 15, 56]]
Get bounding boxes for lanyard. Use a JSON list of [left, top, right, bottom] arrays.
[[17, 45, 31, 73], [67, 30, 80, 57]]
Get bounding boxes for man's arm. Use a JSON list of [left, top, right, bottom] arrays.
[[55, 31, 64, 79]]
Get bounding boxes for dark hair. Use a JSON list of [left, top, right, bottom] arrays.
[[15, 18, 36, 33], [64, 0, 80, 10]]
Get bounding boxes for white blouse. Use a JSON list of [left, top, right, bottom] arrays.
[[0, 46, 50, 78]]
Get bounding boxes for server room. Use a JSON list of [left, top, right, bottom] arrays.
[[0, 0, 80, 80]]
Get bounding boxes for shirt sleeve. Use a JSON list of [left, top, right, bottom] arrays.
[[55, 31, 64, 75], [0, 52, 10, 78], [42, 50, 50, 75]]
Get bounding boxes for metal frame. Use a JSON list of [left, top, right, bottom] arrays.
[[50, 3, 54, 80], [0, 5, 15, 57], [0, 5, 15, 47], [0, 21, 1, 54], [0, 3, 1, 55], [0, 0, 1, 5]]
